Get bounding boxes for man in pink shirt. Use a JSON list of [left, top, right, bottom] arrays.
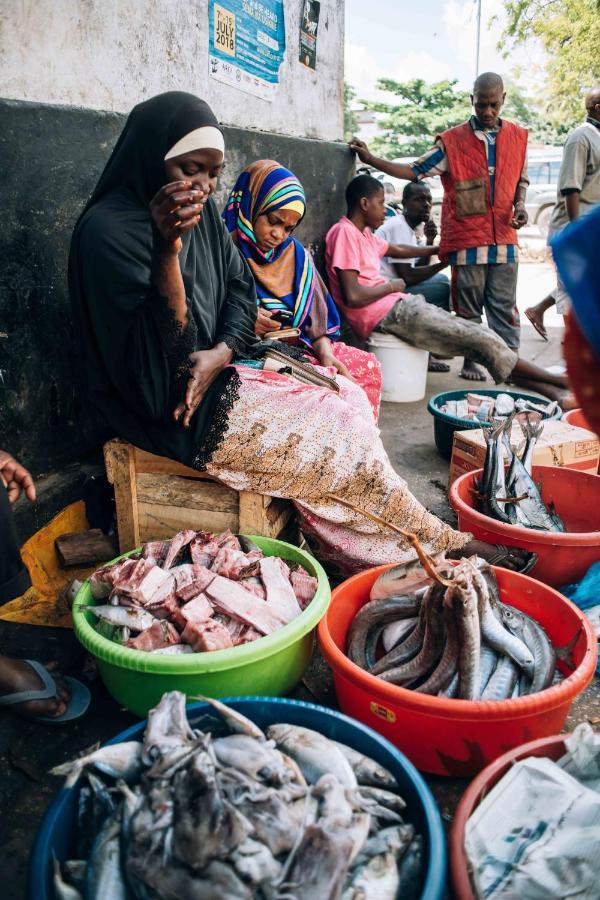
[[325, 175, 436, 341], [325, 176, 574, 395]]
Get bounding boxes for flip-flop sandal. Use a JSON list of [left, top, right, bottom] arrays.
[[524, 309, 549, 341], [428, 360, 451, 373], [0, 660, 91, 724], [487, 545, 538, 575]]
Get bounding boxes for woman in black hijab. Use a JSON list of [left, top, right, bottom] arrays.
[[69, 91, 257, 467], [70, 92, 532, 577]]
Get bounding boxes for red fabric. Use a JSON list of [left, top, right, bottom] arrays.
[[564, 311, 600, 436], [307, 341, 382, 422], [438, 121, 528, 259]]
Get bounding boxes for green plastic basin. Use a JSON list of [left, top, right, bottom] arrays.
[[72, 537, 330, 716]]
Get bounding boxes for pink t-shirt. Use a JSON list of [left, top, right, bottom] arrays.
[[325, 216, 402, 341]]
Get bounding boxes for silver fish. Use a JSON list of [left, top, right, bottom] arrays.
[[369, 559, 437, 601], [194, 695, 266, 741], [330, 741, 398, 790], [500, 603, 557, 694], [266, 724, 357, 787], [213, 734, 290, 783], [53, 857, 83, 900], [50, 742, 143, 789], [381, 617, 418, 653], [478, 644, 500, 695], [84, 814, 128, 900], [481, 655, 519, 700], [342, 850, 400, 899], [80, 604, 157, 632]]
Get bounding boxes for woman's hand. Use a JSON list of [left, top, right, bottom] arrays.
[[0, 450, 36, 503], [256, 308, 279, 337], [150, 181, 206, 252], [173, 342, 233, 428], [312, 337, 356, 382]]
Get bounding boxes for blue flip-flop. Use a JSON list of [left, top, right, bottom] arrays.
[[0, 660, 91, 724]]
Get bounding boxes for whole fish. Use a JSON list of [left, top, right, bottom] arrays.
[[396, 835, 424, 900], [478, 644, 500, 695], [346, 596, 421, 669], [330, 742, 398, 790], [266, 724, 357, 787], [376, 584, 446, 686], [481, 654, 519, 700], [84, 813, 128, 900], [51, 742, 143, 789], [381, 617, 418, 653], [414, 600, 458, 695], [342, 850, 400, 900], [507, 416, 565, 532], [369, 559, 436, 601], [499, 603, 556, 693], [473, 568, 534, 676], [449, 566, 481, 700], [480, 420, 513, 524], [79, 604, 157, 632]]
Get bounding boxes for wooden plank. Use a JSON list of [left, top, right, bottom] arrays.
[[134, 447, 208, 480], [138, 502, 239, 542], [266, 497, 293, 526], [55, 529, 117, 567], [135, 473, 239, 513], [104, 440, 140, 553], [238, 491, 270, 535]]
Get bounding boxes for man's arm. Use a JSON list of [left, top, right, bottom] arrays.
[[389, 261, 448, 286], [349, 139, 415, 181], [565, 191, 581, 222], [386, 243, 439, 260], [559, 135, 588, 223], [337, 269, 405, 309]]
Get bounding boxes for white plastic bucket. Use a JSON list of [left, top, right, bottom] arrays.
[[367, 333, 428, 402]]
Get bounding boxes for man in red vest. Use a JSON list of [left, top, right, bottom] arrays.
[[350, 72, 529, 381]]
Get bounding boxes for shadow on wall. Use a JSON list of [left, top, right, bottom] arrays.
[[0, 99, 353, 475]]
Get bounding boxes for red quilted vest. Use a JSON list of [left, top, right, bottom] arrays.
[[438, 120, 528, 259]]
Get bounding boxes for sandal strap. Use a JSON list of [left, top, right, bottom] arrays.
[[0, 659, 57, 706]]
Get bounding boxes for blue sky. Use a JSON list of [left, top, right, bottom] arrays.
[[344, 0, 546, 102]]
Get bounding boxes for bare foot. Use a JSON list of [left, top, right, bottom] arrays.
[[450, 540, 531, 571], [0, 657, 70, 718], [525, 307, 548, 341], [459, 358, 486, 381], [428, 357, 451, 373]]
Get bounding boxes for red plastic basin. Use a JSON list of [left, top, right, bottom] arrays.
[[317, 565, 596, 776], [449, 734, 570, 899], [449, 465, 600, 586]]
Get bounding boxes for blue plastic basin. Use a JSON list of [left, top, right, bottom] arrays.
[[30, 697, 446, 900], [427, 388, 562, 460]]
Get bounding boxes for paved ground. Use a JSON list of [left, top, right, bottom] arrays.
[[1, 258, 598, 897]]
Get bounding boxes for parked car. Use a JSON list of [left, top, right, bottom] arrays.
[[525, 147, 563, 238], [359, 146, 563, 238]]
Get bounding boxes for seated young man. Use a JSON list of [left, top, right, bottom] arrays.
[[325, 175, 574, 403]]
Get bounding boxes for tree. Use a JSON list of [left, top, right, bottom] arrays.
[[363, 79, 471, 158], [502, 78, 576, 145], [501, 0, 600, 124], [343, 82, 359, 142]]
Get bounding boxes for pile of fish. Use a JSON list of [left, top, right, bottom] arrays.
[[441, 392, 557, 423], [81, 530, 318, 653], [478, 412, 566, 531], [51, 692, 424, 900], [347, 555, 560, 701]]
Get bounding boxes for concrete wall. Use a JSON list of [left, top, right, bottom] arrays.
[[0, 99, 354, 476], [0, 0, 344, 141]]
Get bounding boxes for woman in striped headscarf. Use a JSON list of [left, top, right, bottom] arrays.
[[223, 159, 382, 418]]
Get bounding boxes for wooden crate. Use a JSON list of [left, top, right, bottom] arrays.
[[104, 439, 293, 553]]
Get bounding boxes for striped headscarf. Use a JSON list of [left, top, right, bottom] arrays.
[[223, 159, 339, 342]]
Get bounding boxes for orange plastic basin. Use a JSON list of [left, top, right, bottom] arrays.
[[449, 465, 600, 586], [317, 565, 596, 776], [449, 734, 571, 899]]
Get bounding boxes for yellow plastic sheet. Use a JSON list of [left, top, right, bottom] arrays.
[[0, 501, 98, 629]]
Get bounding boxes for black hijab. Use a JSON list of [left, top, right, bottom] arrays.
[[69, 92, 258, 468]]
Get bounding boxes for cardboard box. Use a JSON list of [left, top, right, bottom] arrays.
[[448, 418, 600, 488]]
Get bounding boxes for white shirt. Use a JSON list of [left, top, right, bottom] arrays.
[[375, 212, 420, 278]]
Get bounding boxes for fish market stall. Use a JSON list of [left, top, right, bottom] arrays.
[[31, 694, 447, 900], [72, 531, 330, 716]]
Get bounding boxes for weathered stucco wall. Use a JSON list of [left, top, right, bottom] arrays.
[[0, 0, 344, 141], [0, 99, 354, 475]]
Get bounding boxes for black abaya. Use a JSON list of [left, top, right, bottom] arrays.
[[68, 92, 258, 468]]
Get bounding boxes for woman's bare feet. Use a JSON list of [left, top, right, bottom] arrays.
[[459, 358, 486, 381], [0, 657, 70, 718], [449, 539, 532, 572]]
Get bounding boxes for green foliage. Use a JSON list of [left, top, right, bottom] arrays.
[[362, 78, 471, 158], [343, 82, 359, 142], [501, 0, 600, 125], [502, 79, 577, 145]]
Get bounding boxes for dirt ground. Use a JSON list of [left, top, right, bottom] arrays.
[[1, 258, 598, 897]]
